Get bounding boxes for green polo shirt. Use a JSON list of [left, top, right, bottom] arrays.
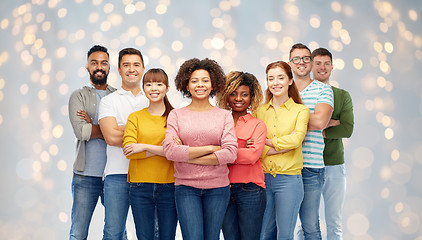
[[323, 86, 354, 165]]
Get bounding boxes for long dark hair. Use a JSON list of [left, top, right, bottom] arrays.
[[142, 68, 174, 123], [265, 61, 303, 104]]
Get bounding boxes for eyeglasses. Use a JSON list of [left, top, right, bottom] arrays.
[[289, 56, 311, 64]]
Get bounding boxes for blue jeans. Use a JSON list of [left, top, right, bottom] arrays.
[[222, 183, 266, 240], [296, 167, 325, 240], [175, 185, 230, 240], [69, 173, 104, 240], [130, 182, 177, 240], [260, 174, 304, 240], [103, 174, 129, 240], [322, 164, 346, 240]]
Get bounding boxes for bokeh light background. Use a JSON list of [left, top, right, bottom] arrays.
[[0, 0, 421, 239]]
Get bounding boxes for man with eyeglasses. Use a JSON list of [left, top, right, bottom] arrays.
[[289, 43, 334, 240], [312, 48, 354, 240], [68, 45, 116, 239]]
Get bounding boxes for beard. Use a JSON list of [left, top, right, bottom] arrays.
[[90, 69, 108, 85]]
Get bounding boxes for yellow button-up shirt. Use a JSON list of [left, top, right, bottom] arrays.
[[254, 98, 310, 176]]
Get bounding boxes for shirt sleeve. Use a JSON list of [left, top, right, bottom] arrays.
[[68, 89, 92, 141], [98, 94, 115, 121], [123, 112, 147, 160], [254, 106, 271, 159], [272, 107, 310, 151], [325, 90, 354, 139], [318, 84, 334, 108], [235, 120, 267, 165], [213, 111, 238, 165], [162, 110, 190, 162]]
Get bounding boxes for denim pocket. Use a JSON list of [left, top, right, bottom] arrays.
[[162, 183, 175, 190], [302, 167, 325, 188], [130, 182, 148, 190], [241, 182, 262, 191], [302, 167, 324, 176]]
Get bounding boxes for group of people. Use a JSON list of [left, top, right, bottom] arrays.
[[68, 43, 354, 240]]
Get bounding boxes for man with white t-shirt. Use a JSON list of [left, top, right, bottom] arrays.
[[99, 48, 148, 239], [289, 43, 334, 240]]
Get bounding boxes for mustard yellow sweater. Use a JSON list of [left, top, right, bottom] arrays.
[[123, 108, 175, 183]]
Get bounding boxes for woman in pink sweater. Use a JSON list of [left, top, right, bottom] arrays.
[[163, 58, 238, 240]]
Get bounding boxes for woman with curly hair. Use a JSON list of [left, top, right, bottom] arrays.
[[162, 58, 238, 240], [255, 61, 310, 240], [217, 71, 267, 240]]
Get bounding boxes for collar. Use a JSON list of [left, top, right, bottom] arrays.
[[85, 84, 115, 92], [265, 97, 295, 111], [300, 79, 317, 93], [237, 113, 253, 123], [116, 88, 144, 96]]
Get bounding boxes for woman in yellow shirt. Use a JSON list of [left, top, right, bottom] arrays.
[[255, 61, 310, 240], [122, 68, 177, 240]]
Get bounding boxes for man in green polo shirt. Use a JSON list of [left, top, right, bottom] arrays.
[[311, 47, 354, 240]]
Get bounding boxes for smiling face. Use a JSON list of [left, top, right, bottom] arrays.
[[228, 85, 251, 114], [187, 69, 213, 100], [289, 48, 312, 78], [312, 55, 333, 83], [143, 81, 168, 103], [267, 66, 292, 99], [118, 54, 145, 89], [86, 51, 110, 85]]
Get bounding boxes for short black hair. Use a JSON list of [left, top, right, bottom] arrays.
[[118, 48, 144, 68], [289, 43, 311, 59], [87, 45, 109, 59], [311, 47, 333, 63]]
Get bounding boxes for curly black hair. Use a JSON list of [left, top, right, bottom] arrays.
[[174, 58, 226, 98]]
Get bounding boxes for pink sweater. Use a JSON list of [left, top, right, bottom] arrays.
[[163, 107, 238, 189]]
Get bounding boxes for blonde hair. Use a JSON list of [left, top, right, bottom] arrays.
[[217, 71, 263, 114]]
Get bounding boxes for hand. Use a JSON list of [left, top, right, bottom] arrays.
[[245, 138, 254, 148], [327, 119, 340, 128], [279, 149, 292, 153], [173, 136, 183, 145], [266, 147, 291, 155], [123, 143, 144, 156], [98, 132, 104, 140], [211, 145, 222, 152], [77, 110, 91, 123], [266, 147, 277, 155], [265, 138, 273, 147]]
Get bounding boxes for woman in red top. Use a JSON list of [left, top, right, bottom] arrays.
[[217, 71, 267, 240]]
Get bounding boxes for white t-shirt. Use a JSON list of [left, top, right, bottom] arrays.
[[99, 88, 148, 176]]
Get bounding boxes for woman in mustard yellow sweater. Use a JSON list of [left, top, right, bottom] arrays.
[[122, 68, 176, 240]]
